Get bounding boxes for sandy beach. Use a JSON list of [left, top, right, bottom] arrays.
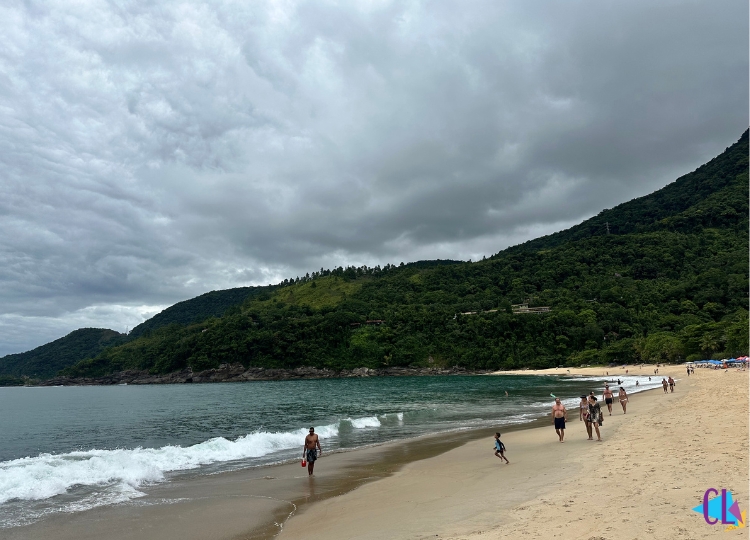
[[279, 365, 748, 539], [6, 365, 747, 540]]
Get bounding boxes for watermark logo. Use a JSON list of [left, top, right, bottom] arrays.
[[692, 489, 746, 531]]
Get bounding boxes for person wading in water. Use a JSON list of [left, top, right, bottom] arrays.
[[303, 427, 322, 477]]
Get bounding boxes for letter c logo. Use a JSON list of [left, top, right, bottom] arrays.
[[704, 488, 718, 525]]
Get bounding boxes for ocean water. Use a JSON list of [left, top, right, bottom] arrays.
[[0, 374, 661, 528]]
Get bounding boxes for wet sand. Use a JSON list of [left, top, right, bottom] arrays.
[[4, 418, 549, 540], [278, 366, 749, 539]]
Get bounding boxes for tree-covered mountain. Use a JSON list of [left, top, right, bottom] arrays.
[[129, 285, 276, 338], [508, 130, 748, 252], [0, 288, 278, 382], [60, 131, 748, 379], [0, 328, 125, 380]]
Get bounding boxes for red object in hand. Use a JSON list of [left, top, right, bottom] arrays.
[[301, 460, 306, 467]]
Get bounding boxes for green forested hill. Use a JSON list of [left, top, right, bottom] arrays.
[[0, 328, 125, 379], [61, 131, 749, 378], [0, 285, 277, 382], [129, 285, 276, 338], [509, 130, 748, 252]]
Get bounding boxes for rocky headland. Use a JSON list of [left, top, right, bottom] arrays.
[[38, 364, 491, 386]]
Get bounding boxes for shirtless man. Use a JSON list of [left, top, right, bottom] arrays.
[[552, 398, 567, 442], [668, 376, 675, 392], [661, 378, 668, 393], [303, 427, 322, 476], [603, 384, 614, 415]]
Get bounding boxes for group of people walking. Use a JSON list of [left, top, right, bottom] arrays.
[[550, 383, 628, 444], [495, 375, 687, 465], [493, 384, 624, 464]]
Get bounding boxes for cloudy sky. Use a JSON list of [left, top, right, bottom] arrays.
[[0, 0, 747, 356]]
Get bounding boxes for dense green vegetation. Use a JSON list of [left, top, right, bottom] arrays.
[[61, 131, 748, 378], [510, 132, 749, 252], [0, 328, 125, 379], [129, 285, 276, 338]]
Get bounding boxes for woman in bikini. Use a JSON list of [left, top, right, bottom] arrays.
[[587, 395, 602, 441], [618, 387, 628, 413], [579, 395, 592, 440]]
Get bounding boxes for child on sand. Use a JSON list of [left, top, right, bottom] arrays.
[[494, 433, 509, 464]]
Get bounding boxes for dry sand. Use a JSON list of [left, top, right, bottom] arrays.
[[491, 364, 673, 377], [279, 366, 749, 540]]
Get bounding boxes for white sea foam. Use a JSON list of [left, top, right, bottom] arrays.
[[497, 413, 540, 425], [346, 416, 381, 428], [0, 422, 339, 505], [396, 412, 404, 422], [561, 375, 664, 393]]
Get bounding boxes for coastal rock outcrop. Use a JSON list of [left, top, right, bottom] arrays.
[[38, 365, 488, 386]]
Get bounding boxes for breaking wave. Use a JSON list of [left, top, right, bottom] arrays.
[[0, 417, 378, 506]]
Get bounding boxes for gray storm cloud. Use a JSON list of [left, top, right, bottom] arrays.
[[0, 0, 747, 355]]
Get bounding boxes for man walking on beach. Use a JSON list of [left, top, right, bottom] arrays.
[[603, 384, 614, 415], [661, 378, 668, 393], [303, 427, 322, 476], [668, 376, 675, 392], [552, 398, 567, 442]]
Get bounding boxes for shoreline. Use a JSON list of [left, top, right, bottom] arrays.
[[491, 363, 684, 377], [5, 367, 735, 540], [3, 416, 553, 540], [17, 362, 677, 387], [276, 386, 666, 539], [276, 366, 749, 539], [3, 373, 665, 539]]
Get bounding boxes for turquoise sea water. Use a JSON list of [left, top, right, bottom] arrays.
[[0, 374, 660, 528]]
